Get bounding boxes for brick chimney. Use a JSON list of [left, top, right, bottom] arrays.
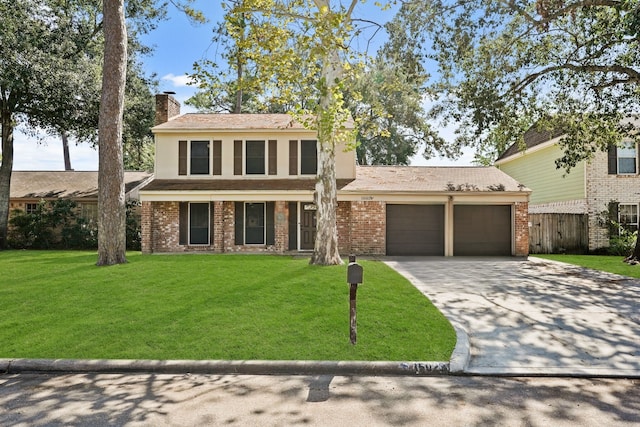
[[155, 92, 181, 125]]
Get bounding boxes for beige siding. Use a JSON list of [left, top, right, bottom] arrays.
[[497, 144, 585, 204], [154, 131, 356, 180]]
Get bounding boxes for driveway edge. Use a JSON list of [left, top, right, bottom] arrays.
[[449, 324, 471, 374], [0, 358, 450, 376]]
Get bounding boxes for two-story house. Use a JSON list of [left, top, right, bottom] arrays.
[[495, 124, 640, 252], [140, 93, 531, 257]]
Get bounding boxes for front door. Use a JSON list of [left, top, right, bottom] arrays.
[[300, 204, 317, 250]]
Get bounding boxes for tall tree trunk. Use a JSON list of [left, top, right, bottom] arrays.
[[97, 0, 127, 266], [233, 13, 246, 114], [61, 132, 72, 171], [310, 47, 343, 266], [0, 108, 14, 250]]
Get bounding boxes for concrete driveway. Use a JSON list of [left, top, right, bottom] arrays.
[[385, 257, 640, 376]]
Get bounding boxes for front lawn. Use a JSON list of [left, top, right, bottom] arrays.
[[0, 251, 456, 361], [535, 254, 640, 279]]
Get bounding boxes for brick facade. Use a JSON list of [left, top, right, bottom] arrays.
[[514, 202, 529, 257], [142, 199, 389, 256], [142, 199, 528, 257], [585, 150, 640, 250], [350, 201, 386, 255]]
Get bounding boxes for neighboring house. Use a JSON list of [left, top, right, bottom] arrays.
[[140, 93, 531, 257], [495, 124, 640, 252], [10, 171, 154, 223]]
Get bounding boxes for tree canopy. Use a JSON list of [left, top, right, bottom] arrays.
[[196, 0, 366, 265], [398, 0, 640, 170]]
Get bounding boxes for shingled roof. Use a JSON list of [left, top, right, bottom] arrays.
[[10, 171, 153, 199], [141, 166, 529, 194], [496, 125, 565, 161], [153, 113, 355, 132], [342, 166, 529, 193]]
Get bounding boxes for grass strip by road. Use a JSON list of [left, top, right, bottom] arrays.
[[535, 254, 640, 279], [0, 251, 456, 361]]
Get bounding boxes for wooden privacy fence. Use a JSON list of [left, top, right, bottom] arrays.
[[528, 213, 588, 254]]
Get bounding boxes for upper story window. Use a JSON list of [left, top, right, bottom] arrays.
[[234, 140, 277, 176], [190, 141, 210, 175], [179, 140, 221, 176], [300, 140, 318, 175], [608, 140, 638, 175], [289, 139, 318, 176], [619, 204, 639, 232], [246, 140, 265, 174], [618, 141, 637, 174]]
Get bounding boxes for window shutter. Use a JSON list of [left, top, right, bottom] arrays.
[[289, 140, 298, 175], [268, 140, 277, 175], [608, 145, 618, 175], [266, 202, 275, 246], [178, 141, 187, 175], [212, 140, 222, 175], [234, 201, 244, 245], [210, 202, 215, 245], [608, 201, 620, 237], [234, 140, 243, 175], [288, 202, 298, 250], [179, 202, 188, 245]]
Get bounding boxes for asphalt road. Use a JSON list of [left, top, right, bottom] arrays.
[[1, 373, 639, 426]]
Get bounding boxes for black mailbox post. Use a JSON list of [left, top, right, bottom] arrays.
[[347, 255, 363, 345]]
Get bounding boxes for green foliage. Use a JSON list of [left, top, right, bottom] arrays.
[[123, 59, 157, 171], [126, 200, 142, 251], [0, 252, 456, 361], [609, 229, 637, 256], [8, 200, 96, 249], [348, 55, 451, 165], [400, 0, 640, 169], [596, 200, 637, 256], [8, 199, 142, 250]]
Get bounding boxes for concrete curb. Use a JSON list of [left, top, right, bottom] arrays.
[[0, 358, 450, 376], [449, 324, 471, 374]]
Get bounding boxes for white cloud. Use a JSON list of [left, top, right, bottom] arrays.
[[161, 73, 194, 88], [13, 129, 98, 171]]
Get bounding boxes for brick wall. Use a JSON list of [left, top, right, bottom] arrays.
[[151, 201, 179, 252], [585, 150, 640, 250], [336, 201, 352, 255], [155, 93, 181, 125], [350, 201, 386, 255], [141, 201, 152, 254], [142, 199, 526, 257], [514, 201, 529, 257]]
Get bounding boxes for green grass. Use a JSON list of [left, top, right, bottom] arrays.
[[0, 251, 456, 361], [535, 254, 640, 279]]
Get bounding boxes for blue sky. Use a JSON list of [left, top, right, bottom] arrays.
[[12, 0, 473, 171]]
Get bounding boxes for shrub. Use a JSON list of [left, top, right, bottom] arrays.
[[8, 199, 141, 250], [608, 228, 637, 256]]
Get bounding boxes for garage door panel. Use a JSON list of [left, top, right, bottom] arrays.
[[454, 205, 511, 256], [387, 205, 444, 256]]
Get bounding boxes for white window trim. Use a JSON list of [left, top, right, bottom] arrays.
[[617, 140, 638, 175], [25, 203, 38, 214], [619, 203, 639, 233]]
